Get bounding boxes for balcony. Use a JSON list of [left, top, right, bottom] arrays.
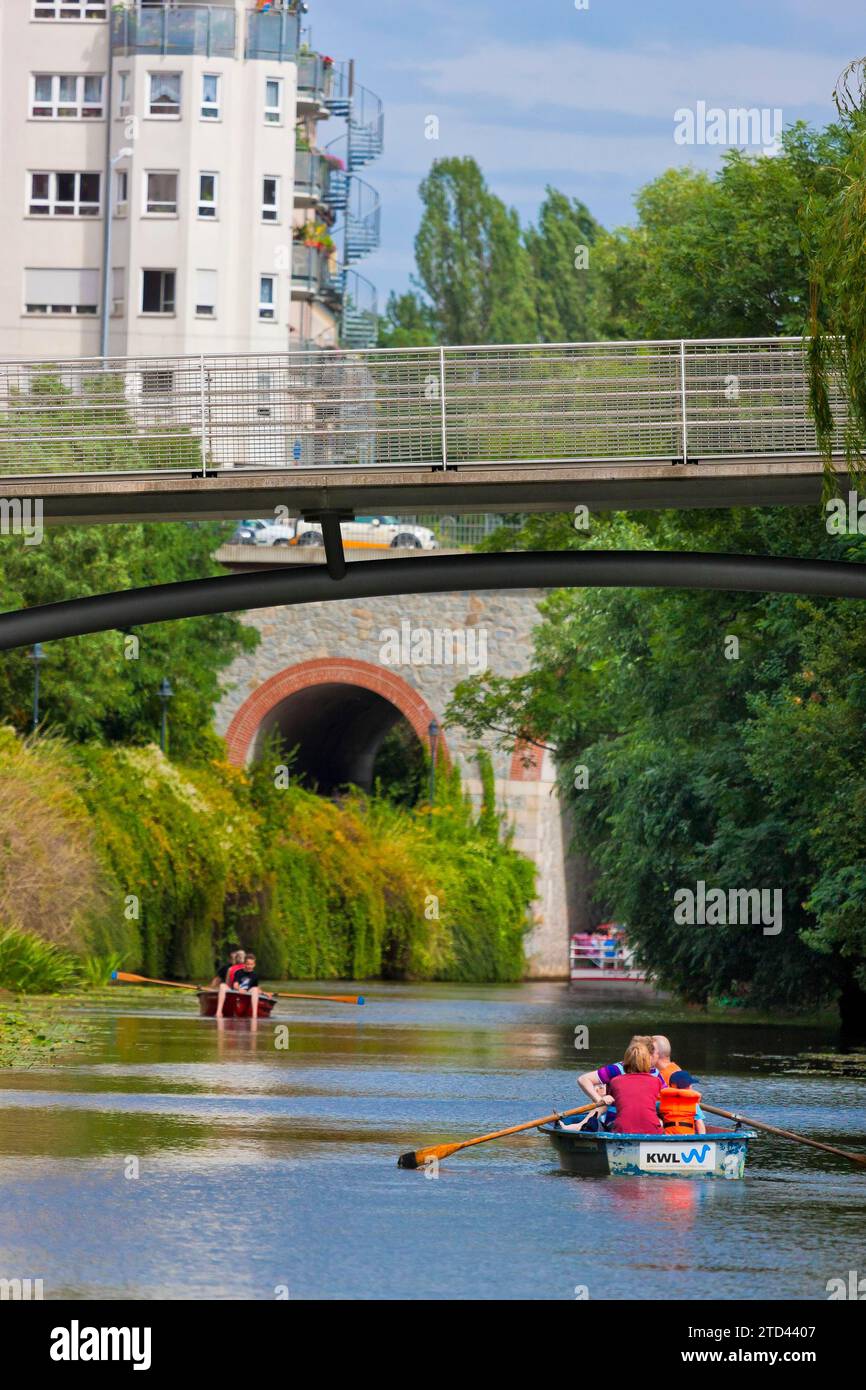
[[245, 6, 301, 62], [290, 244, 339, 302], [112, 4, 237, 58], [296, 53, 335, 109], [291, 152, 332, 208]]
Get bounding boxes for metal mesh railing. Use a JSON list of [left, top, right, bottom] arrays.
[[0, 339, 845, 479]]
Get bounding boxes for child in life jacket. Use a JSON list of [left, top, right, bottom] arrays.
[[658, 1070, 706, 1134]]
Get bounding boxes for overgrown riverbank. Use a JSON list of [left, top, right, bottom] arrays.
[[0, 728, 534, 985], [0, 997, 91, 1068]]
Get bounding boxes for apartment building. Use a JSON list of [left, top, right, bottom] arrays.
[[0, 1, 382, 359]]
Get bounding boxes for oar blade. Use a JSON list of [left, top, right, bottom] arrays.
[[397, 1141, 459, 1169]]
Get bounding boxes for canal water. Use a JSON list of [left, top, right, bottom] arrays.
[[0, 983, 864, 1301]]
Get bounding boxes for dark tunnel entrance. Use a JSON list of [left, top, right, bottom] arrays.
[[254, 681, 426, 799]]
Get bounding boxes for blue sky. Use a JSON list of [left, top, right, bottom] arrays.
[[310, 0, 866, 303]]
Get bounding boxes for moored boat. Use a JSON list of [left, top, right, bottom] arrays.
[[541, 1123, 756, 1178], [569, 925, 649, 983], [196, 988, 276, 1019]]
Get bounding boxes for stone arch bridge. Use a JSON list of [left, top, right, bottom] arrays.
[[214, 563, 580, 977]]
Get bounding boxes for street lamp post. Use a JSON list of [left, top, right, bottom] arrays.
[[158, 677, 174, 754], [30, 643, 46, 733], [428, 719, 440, 805]]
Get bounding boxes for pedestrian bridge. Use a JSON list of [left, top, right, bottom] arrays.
[[0, 338, 847, 523]]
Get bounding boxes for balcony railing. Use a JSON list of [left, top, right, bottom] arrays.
[[296, 53, 335, 106], [112, 4, 237, 58], [293, 151, 332, 205], [245, 6, 301, 62], [290, 244, 339, 300]]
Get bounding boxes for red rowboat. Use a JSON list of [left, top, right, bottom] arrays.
[[196, 988, 277, 1019]]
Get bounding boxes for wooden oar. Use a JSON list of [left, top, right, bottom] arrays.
[[397, 1100, 604, 1169], [111, 971, 364, 1005], [703, 1103, 866, 1167]]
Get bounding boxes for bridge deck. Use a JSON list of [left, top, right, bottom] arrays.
[[0, 339, 846, 522]]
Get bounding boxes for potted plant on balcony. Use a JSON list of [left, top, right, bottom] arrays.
[[294, 221, 335, 253]]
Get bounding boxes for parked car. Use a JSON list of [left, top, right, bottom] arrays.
[[293, 515, 439, 550], [230, 518, 294, 546]]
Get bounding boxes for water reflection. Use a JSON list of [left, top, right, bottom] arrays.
[[0, 981, 863, 1299]]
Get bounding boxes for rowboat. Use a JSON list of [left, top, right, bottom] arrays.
[[196, 988, 276, 1019], [541, 1123, 756, 1178]]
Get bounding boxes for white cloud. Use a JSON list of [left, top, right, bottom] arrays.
[[377, 104, 725, 181], [416, 40, 843, 118]]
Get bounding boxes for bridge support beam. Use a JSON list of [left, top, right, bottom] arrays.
[[2, 550, 866, 652]]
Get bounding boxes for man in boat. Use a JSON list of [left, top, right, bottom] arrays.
[[212, 944, 245, 1019], [652, 1035, 681, 1085], [232, 952, 263, 1020]]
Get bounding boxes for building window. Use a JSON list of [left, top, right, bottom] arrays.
[[262, 176, 279, 223], [31, 74, 105, 119], [258, 274, 276, 320], [24, 267, 99, 315], [141, 270, 176, 315], [195, 270, 217, 318], [197, 172, 218, 219], [145, 172, 178, 215], [114, 168, 128, 213], [201, 74, 220, 120], [264, 78, 283, 124], [29, 171, 100, 216], [32, 3, 107, 18], [141, 369, 174, 395], [117, 72, 131, 118], [148, 72, 181, 118]]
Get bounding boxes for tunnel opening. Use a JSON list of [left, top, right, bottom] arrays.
[[253, 680, 427, 801]]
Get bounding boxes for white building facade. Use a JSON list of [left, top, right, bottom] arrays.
[[0, 1, 381, 360]]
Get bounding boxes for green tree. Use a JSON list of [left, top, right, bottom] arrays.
[[523, 187, 604, 342], [0, 380, 256, 757], [597, 124, 844, 340], [449, 506, 866, 1033], [414, 157, 536, 344], [805, 61, 866, 469], [377, 291, 438, 348], [0, 520, 257, 758]]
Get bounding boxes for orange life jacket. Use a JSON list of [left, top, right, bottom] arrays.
[[659, 1086, 701, 1134], [658, 1060, 681, 1085]]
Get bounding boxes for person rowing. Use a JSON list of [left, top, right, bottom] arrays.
[[574, 1033, 681, 1129], [231, 952, 265, 1020], [211, 943, 245, 1018], [606, 1036, 664, 1133]]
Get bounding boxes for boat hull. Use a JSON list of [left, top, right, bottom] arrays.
[[541, 1125, 756, 1178], [196, 989, 276, 1019]]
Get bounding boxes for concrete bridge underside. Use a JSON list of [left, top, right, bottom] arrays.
[[5, 456, 851, 527]]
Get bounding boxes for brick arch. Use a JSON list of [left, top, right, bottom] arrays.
[[225, 657, 450, 767]]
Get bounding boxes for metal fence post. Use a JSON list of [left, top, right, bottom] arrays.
[[199, 355, 208, 475], [439, 346, 448, 469], [679, 339, 689, 465]]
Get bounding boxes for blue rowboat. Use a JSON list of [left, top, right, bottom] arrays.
[[541, 1124, 757, 1178]]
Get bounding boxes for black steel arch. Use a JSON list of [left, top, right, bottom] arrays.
[[1, 551, 866, 653]]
